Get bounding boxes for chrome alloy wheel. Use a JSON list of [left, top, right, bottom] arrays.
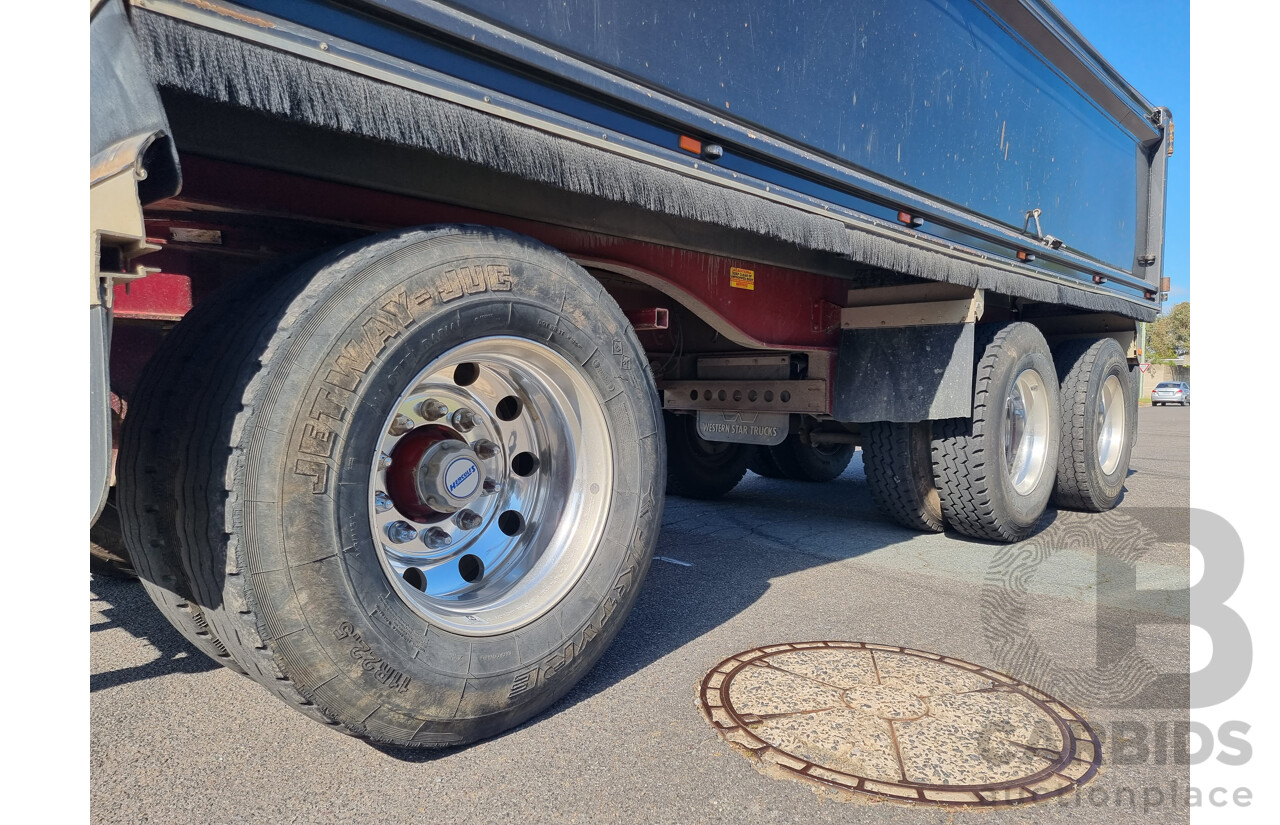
[[368, 336, 613, 636], [1003, 368, 1052, 495], [1095, 373, 1127, 475]]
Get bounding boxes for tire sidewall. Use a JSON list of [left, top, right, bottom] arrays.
[[906, 421, 943, 521], [982, 332, 1060, 531], [782, 436, 854, 481], [238, 228, 662, 741], [664, 411, 749, 498], [1083, 345, 1134, 502]]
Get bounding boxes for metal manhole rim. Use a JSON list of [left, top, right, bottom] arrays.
[[697, 641, 1102, 808]]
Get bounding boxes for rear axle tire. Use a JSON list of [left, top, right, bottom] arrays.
[[862, 421, 944, 533], [122, 226, 664, 747], [116, 262, 303, 676], [747, 444, 786, 479], [665, 412, 750, 499], [1051, 338, 1135, 512], [765, 435, 855, 482], [931, 322, 1060, 542]]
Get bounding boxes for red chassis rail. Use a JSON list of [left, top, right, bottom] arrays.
[[125, 155, 848, 348]]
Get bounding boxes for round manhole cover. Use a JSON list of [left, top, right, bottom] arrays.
[[697, 642, 1100, 806]]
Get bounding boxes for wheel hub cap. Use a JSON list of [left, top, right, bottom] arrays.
[[416, 441, 484, 512]]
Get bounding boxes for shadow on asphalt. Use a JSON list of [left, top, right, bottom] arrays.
[[90, 576, 221, 692]]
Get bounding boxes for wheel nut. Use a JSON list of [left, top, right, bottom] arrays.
[[482, 478, 501, 496], [454, 509, 483, 531], [416, 398, 448, 421], [451, 409, 478, 432], [386, 520, 417, 544], [388, 413, 416, 436], [472, 439, 499, 459], [378, 452, 393, 470], [374, 491, 394, 513], [423, 527, 452, 549]]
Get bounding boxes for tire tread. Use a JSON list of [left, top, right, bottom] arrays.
[[1050, 337, 1132, 512], [216, 228, 659, 744], [863, 422, 944, 532], [768, 436, 855, 482], [931, 322, 1056, 542]]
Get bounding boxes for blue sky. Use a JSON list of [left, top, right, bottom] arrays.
[[1050, 0, 1190, 307]]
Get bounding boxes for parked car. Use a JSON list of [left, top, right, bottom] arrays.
[[1152, 381, 1191, 406]]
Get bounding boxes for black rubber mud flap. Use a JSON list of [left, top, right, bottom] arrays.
[[833, 323, 974, 423]]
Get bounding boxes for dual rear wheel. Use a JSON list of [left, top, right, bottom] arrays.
[[865, 324, 1134, 540], [664, 322, 1134, 541], [663, 423, 856, 501], [119, 227, 664, 747], [749, 436, 855, 483]]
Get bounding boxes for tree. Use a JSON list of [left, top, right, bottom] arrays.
[[1145, 301, 1190, 361]]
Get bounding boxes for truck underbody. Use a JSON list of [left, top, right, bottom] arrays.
[[91, 0, 1172, 747]]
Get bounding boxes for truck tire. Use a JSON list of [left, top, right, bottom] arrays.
[[665, 412, 750, 499], [1051, 338, 1135, 512], [90, 492, 136, 578], [747, 445, 786, 479], [764, 435, 856, 482], [147, 226, 662, 747], [123, 258, 350, 725], [862, 421, 944, 532], [116, 264, 295, 675], [931, 322, 1061, 542]]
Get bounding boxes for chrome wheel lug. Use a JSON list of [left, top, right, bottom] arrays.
[[454, 509, 483, 530], [374, 491, 394, 513], [451, 408, 478, 432], [416, 398, 448, 421], [388, 413, 416, 436], [472, 438, 499, 459], [378, 452, 393, 470], [423, 527, 452, 549], [385, 520, 417, 544], [482, 478, 501, 496]]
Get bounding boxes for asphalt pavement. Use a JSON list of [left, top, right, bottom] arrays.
[[91, 405, 1191, 824]]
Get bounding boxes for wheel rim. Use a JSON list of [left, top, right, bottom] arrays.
[[1003, 368, 1051, 495], [368, 336, 612, 636], [812, 441, 845, 458], [1096, 373, 1126, 475]]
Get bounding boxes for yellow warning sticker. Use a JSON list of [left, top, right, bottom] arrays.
[[729, 267, 755, 290]]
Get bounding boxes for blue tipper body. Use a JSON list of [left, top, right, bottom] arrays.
[[187, 0, 1172, 307]]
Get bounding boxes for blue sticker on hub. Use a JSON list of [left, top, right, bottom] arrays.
[[445, 458, 480, 498]]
